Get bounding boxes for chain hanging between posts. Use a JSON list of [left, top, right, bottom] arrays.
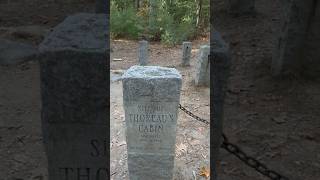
[[179, 104, 210, 125], [178, 104, 289, 180]]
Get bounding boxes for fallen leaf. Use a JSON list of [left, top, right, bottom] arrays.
[[176, 143, 187, 156], [199, 166, 210, 178], [177, 143, 187, 150]]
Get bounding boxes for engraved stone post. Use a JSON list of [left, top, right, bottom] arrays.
[[182, 41, 192, 66], [39, 13, 109, 180], [195, 45, 210, 86], [122, 66, 182, 180], [138, 40, 148, 65]]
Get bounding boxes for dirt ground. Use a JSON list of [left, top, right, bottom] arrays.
[[213, 1, 320, 180], [0, 0, 320, 180]]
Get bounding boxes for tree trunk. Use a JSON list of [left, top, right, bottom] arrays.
[[196, 0, 203, 28], [135, 0, 140, 10], [149, 0, 157, 34]]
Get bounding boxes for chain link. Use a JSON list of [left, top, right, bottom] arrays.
[[221, 134, 289, 180], [178, 104, 289, 180], [179, 104, 210, 125]]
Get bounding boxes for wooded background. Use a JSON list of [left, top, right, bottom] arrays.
[[110, 0, 209, 45]]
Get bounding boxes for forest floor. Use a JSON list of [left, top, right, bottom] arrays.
[[212, 0, 320, 180], [0, 0, 319, 180]]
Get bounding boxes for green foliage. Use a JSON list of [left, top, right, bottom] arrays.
[[110, 2, 143, 39], [110, 0, 209, 45], [160, 12, 196, 45]]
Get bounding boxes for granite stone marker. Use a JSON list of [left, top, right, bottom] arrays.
[[182, 41, 192, 66], [39, 13, 109, 180], [195, 45, 210, 86], [138, 40, 148, 65], [122, 66, 182, 180]]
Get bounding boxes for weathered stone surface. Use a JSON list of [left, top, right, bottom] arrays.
[[195, 45, 210, 86], [122, 66, 182, 180], [272, 0, 315, 77], [138, 40, 148, 66], [182, 41, 192, 66], [0, 38, 38, 65], [39, 13, 109, 53], [39, 13, 108, 180], [302, 1, 320, 78], [227, 0, 255, 15], [210, 30, 231, 180]]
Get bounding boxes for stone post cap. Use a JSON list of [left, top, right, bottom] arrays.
[[39, 13, 108, 53], [122, 65, 182, 80], [199, 45, 210, 59]]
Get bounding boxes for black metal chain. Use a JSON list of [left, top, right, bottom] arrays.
[[221, 134, 289, 180], [179, 104, 210, 125], [178, 104, 289, 180]]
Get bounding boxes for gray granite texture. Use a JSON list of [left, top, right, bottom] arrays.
[[39, 13, 108, 180], [195, 45, 210, 86], [122, 66, 182, 180], [182, 41, 192, 66], [138, 40, 148, 66], [272, 0, 319, 78], [39, 13, 108, 53]]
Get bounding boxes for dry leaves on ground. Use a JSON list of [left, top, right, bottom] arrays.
[[199, 166, 210, 179]]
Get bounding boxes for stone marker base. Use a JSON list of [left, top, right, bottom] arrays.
[[128, 154, 174, 180], [45, 125, 108, 180]]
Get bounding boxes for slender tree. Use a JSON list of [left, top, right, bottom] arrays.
[[196, 0, 203, 28], [135, 0, 140, 10]]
